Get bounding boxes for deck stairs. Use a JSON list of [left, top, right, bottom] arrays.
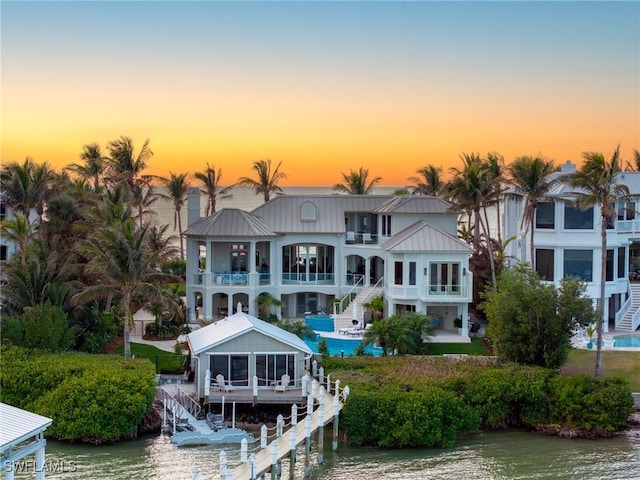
[[618, 283, 640, 331], [333, 284, 383, 332]]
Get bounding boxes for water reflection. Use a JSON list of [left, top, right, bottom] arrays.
[[14, 430, 640, 480]]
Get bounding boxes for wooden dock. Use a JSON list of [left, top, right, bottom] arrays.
[[228, 383, 345, 480]]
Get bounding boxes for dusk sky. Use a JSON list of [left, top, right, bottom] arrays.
[[2, 1, 639, 186]]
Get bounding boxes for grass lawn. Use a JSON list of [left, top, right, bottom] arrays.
[[426, 337, 486, 356], [560, 349, 640, 391], [116, 342, 186, 374]]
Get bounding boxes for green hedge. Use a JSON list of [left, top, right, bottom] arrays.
[[0, 347, 156, 442], [546, 375, 634, 433], [325, 356, 634, 448], [343, 387, 479, 448]]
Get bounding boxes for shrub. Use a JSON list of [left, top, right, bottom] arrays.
[[0, 347, 156, 442], [1, 302, 75, 352], [342, 387, 479, 448], [546, 375, 634, 433], [463, 366, 552, 429]]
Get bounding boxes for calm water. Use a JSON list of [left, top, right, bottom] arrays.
[[14, 429, 640, 480]]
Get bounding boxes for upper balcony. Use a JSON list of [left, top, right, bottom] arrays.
[[344, 231, 379, 245]]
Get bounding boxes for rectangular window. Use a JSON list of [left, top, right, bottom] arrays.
[[210, 354, 249, 388], [429, 262, 462, 294], [394, 261, 403, 285], [230, 244, 248, 271], [618, 247, 625, 279], [409, 262, 416, 285], [255, 354, 296, 387], [536, 202, 555, 229], [606, 249, 614, 282], [564, 249, 593, 282], [536, 249, 554, 281], [564, 205, 594, 229], [618, 202, 636, 220], [0, 245, 6, 261], [382, 215, 392, 236]]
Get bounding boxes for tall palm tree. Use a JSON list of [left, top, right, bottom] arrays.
[[237, 159, 287, 202], [444, 153, 497, 287], [160, 172, 189, 259], [75, 218, 177, 359], [563, 145, 629, 377], [194, 163, 234, 215], [483, 153, 505, 244], [507, 155, 558, 269], [333, 167, 382, 195], [105, 136, 153, 190], [65, 143, 107, 192], [408, 165, 443, 196]]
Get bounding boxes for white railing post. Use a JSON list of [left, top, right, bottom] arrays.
[[326, 374, 331, 394], [261, 424, 268, 449], [219, 450, 227, 479], [277, 414, 284, 437], [291, 404, 298, 425], [241, 438, 248, 463], [204, 369, 211, 397], [302, 374, 309, 398], [319, 367, 325, 387], [250, 453, 257, 480]]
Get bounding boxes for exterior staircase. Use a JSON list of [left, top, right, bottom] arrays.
[[618, 283, 640, 331], [334, 284, 383, 332]]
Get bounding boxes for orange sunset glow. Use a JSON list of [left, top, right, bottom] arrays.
[[2, 2, 638, 185]]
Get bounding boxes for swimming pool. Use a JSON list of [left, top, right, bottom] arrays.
[[304, 334, 383, 356], [304, 315, 335, 332], [613, 334, 640, 348]]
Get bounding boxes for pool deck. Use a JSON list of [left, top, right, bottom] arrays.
[[316, 328, 471, 344], [571, 329, 640, 351]]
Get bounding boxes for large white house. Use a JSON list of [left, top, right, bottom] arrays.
[[504, 160, 640, 332], [183, 188, 474, 337]]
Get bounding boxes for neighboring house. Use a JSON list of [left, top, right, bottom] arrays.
[[0, 193, 38, 262], [187, 308, 314, 401], [504, 160, 640, 332], [183, 188, 474, 336]]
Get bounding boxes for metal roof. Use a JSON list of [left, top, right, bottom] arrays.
[[374, 195, 450, 214], [0, 403, 52, 450], [183, 209, 277, 238], [187, 309, 313, 356], [249, 195, 451, 234], [381, 221, 473, 253]]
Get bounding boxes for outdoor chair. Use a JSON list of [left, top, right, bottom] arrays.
[[216, 374, 235, 393], [274, 373, 290, 393]]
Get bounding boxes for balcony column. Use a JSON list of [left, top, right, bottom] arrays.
[[206, 240, 214, 274], [365, 257, 371, 286]]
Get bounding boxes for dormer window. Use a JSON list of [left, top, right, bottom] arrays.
[[301, 202, 317, 222]]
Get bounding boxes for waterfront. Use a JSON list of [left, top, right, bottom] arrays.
[[15, 429, 640, 479]]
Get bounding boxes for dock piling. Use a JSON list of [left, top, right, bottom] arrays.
[[289, 425, 297, 479]]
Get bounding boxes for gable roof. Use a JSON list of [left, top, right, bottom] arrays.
[[0, 403, 52, 450], [183, 208, 277, 238], [381, 221, 472, 252], [187, 310, 313, 355]]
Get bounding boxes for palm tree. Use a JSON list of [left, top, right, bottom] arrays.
[[237, 159, 287, 202], [507, 155, 558, 269], [75, 218, 177, 359], [105, 136, 153, 190], [194, 163, 234, 215], [624, 148, 640, 172], [333, 167, 382, 194], [444, 153, 497, 287], [483, 153, 505, 244], [65, 143, 107, 192], [160, 172, 189, 259], [256, 292, 283, 322], [408, 165, 443, 196], [562, 145, 629, 377], [1, 157, 56, 224], [1, 214, 33, 263]]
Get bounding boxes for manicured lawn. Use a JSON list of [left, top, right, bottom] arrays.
[[116, 342, 186, 374], [560, 349, 640, 391], [426, 337, 486, 356]]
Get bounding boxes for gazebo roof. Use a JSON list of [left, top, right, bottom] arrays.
[[0, 403, 52, 451], [187, 308, 313, 356]]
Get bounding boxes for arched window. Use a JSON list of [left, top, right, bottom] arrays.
[[300, 202, 316, 222]]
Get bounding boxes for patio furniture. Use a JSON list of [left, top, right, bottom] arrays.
[[274, 374, 290, 393], [346, 231, 356, 243], [216, 374, 235, 393]]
